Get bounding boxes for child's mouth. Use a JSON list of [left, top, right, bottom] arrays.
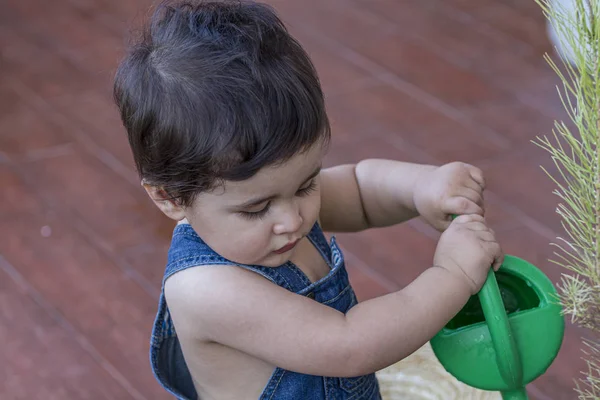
[[273, 239, 300, 254]]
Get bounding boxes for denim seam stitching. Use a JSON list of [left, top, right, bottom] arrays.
[[322, 285, 352, 305], [150, 346, 187, 400], [266, 370, 286, 400], [165, 260, 281, 286], [286, 262, 313, 288], [307, 234, 332, 269], [263, 268, 293, 290], [172, 232, 202, 238], [324, 377, 331, 400]]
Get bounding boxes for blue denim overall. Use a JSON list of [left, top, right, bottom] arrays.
[[150, 222, 381, 400]]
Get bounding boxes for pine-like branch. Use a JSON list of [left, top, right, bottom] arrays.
[[534, 0, 600, 397]]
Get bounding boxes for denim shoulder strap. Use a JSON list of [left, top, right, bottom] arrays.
[[164, 223, 299, 290], [306, 221, 333, 263]]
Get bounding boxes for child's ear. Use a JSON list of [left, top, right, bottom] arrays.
[[142, 182, 186, 221]]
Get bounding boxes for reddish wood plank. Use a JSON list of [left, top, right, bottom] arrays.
[[0, 211, 171, 400], [481, 145, 563, 235], [0, 23, 94, 99], [344, 0, 568, 129], [459, 100, 557, 146], [44, 90, 138, 173], [427, 0, 551, 52], [0, 84, 73, 160], [281, 0, 507, 109], [336, 224, 438, 288], [3, 0, 126, 76], [272, 0, 397, 52], [344, 254, 397, 302], [0, 258, 140, 400], [0, 164, 47, 218], [284, 29, 376, 97], [17, 147, 171, 285], [351, 0, 535, 65], [329, 83, 510, 164]]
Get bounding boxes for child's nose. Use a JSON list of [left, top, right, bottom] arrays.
[[273, 204, 303, 235]]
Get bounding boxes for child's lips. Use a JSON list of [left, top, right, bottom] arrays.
[[273, 239, 300, 254]]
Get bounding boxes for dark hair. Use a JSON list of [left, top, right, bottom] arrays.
[[113, 0, 330, 206]]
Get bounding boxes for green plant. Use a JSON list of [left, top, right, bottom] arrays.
[[533, 0, 600, 397]]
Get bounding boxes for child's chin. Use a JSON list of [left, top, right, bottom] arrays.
[[260, 252, 293, 268]]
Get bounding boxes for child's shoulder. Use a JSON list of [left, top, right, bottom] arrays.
[[163, 260, 283, 340], [164, 220, 273, 307]]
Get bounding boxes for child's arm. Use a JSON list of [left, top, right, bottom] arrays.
[[319, 160, 485, 232], [165, 216, 502, 378]]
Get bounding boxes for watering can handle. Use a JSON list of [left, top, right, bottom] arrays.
[[450, 215, 523, 388], [479, 270, 524, 387]]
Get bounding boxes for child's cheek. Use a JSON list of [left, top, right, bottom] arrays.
[[303, 194, 321, 228], [231, 225, 273, 263]]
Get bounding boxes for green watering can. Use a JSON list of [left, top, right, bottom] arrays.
[[430, 216, 565, 400]]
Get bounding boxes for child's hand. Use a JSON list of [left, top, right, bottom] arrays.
[[433, 214, 503, 295], [413, 162, 485, 231]]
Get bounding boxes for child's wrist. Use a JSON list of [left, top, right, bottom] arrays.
[[410, 165, 438, 212], [431, 264, 474, 296]]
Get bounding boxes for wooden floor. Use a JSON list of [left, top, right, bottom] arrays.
[[0, 0, 588, 398]]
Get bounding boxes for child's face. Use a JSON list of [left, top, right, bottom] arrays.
[[181, 142, 326, 267]]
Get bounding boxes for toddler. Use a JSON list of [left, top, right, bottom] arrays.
[[113, 1, 503, 399]]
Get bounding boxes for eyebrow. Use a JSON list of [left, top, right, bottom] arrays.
[[236, 164, 322, 209]]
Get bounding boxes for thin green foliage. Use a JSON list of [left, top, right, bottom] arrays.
[[534, 0, 600, 397]]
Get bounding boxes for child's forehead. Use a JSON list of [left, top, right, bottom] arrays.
[[234, 157, 320, 191], [216, 145, 325, 198]]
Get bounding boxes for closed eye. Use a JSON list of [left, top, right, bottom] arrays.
[[238, 179, 316, 220], [297, 179, 317, 196], [239, 202, 271, 220]]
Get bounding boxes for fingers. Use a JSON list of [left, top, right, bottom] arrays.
[[459, 185, 484, 208], [491, 243, 504, 271], [452, 213, 485, 224], [463, 177, 484, 198], [452, 215, 497, 236], [475, 227, 504, 272], [467, 165, 486, 191], [443, 196, 484, 217], [470, 226, 495, 237], [460, 168, 485, 209], [454, 216, 495, 236]]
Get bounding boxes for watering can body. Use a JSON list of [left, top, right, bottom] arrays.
[[430, 255, 565, 391]]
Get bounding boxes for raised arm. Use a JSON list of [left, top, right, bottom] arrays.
[[319, 160, 485, 233], [166, 260, 470, 377], [165, 214, 502, 378]]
